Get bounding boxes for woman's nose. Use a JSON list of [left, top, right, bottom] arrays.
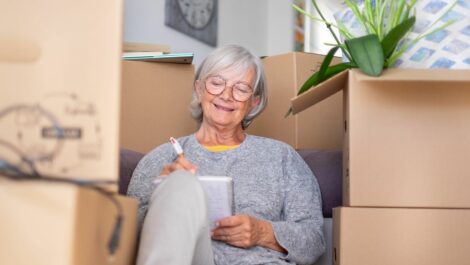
[[219, 85, 234, 100]]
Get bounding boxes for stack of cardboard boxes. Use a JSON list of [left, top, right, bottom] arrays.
[[291, 68, 470, 265], [0, 1, 147, 264], [0, 58, 197, 265]]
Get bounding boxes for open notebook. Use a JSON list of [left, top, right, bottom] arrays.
[[154, 175, 233, 229]]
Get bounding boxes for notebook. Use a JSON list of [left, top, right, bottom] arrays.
[[122, 52, 193, 64], [154, 175, 234, 228]]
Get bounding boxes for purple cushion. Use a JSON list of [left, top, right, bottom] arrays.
[[297, 149, 343, 218], [119, 148, 145, 195]]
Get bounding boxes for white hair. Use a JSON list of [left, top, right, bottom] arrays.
[[189, 44, 267, 129]]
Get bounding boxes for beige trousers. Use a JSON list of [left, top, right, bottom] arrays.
[[136, 170, 215, 265]]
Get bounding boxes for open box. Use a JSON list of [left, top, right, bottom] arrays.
[[291, 69, 470, 208]]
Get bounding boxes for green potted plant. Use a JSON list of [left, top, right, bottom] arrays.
[[287, 0, 456, 116]]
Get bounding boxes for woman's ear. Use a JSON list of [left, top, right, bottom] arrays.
[[194, 80, 203, 98], [250, 96, 261, 110]]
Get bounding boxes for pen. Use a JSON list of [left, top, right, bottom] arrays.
[[169, 137, 184, 158]]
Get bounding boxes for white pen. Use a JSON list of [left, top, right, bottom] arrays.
[[169, 137, 184, 158]]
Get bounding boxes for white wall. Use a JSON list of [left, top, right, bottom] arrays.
[[123, 0, 214, 66], [306, 0, 343, 56], [266, 1, 294, 55], [123, 0, 295, 66], [218, 0, 269, 58]]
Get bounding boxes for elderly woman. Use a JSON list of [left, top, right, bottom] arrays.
[[127, 45, 325, 265]]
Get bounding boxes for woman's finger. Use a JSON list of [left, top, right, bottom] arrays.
[[176, 156, 198, 173], [212, 232, 252, 248], [159, 163, 184, 176], [228, 239, 252, 249], [212, 230, 243, 241]]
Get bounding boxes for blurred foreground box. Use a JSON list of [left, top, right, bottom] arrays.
[[0, 179, 138, 265]]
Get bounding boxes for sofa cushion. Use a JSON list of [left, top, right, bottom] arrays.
[[297, 149, 343, 218], [119, 148, 145, 195]]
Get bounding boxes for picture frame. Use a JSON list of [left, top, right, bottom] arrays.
[[164, 0, 218, 47]]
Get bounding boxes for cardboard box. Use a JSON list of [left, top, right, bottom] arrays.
[[246, 52, 343, 149], [292, 69, 470, 208], [333, 207, 470, 265], [0, 179, 138, 265], [0, 0, 123, 181], [120, 61, 197, 153]]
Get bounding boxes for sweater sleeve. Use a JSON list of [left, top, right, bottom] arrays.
[[126, 143, 175, 228], [271, 147, 325, 265]]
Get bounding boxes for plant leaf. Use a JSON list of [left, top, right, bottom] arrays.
[[346, 34, 384, 76], [386, 0, 398, 34], [336, 19, 355, 39], [377, 0, 390, 39], [393, 0, 407, 28], [381, 16, 416, 59], [345, 0, 368, 32], [297, 62, 352, 96], [387, 19, 455, 66], [364, 0, 374, 28], [285, 62, 352, 117], [317, 46, 341, 81], [292, 3, 325, 25], [285, 107, 293, 118]]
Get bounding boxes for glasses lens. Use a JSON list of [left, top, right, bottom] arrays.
[[205, 76, 225, 95], [232, 83, 253, 101]]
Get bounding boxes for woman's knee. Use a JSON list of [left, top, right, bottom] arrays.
[[151, 170, 206, 205]]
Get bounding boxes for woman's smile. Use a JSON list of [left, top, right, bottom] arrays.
[[213, 103, 235, 112]]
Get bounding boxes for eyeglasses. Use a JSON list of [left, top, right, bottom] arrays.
[[204, 75, 253, 102]]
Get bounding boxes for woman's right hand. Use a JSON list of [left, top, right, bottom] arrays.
[[160, 155, 198, 176]]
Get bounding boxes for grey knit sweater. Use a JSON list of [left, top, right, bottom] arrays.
[[127, 134, 325, 265]]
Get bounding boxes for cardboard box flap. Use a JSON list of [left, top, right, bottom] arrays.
[[290, 69, 348, 114], [354, 68, 470, 82], [290, 68, 470, 114]]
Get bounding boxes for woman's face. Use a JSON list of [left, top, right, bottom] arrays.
[[196, 66, 258, 130]]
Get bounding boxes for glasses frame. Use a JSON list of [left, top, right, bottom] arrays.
[[203, 75, 254, 102]]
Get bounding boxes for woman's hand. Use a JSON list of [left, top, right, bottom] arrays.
[[159, 155, 198, 176], [211, 214, 286, 253]]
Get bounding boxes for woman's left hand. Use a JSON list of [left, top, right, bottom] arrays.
[[211, 215, 286, 253]]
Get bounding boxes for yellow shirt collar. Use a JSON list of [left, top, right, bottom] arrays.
[[204, 145, 240, 152]]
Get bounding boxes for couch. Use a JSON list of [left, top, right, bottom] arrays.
[[119, 148, 342, 265]]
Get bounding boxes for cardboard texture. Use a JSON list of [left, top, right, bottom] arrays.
[[333, 207, 470, 265], [120, 61, 197, 153], [123, 42, 171, 53], [0, 0, 123, 181], [247, 52, 343, 149], [0, 179, 138, 265], [292, 69, 470, 208]]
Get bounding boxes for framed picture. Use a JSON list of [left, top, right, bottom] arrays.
[[165, 0, 218, 46]]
